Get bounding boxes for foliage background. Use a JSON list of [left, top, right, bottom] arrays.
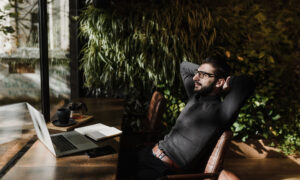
[[0, 3, 14, 35], [79, 0, 300, 155]]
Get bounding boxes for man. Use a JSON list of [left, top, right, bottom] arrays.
[[119, 57, 255, 179]]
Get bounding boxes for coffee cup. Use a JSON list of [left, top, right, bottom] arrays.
[[56, 108, 71, 124]]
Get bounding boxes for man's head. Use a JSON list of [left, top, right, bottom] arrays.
[[193, 56, 231, 96]]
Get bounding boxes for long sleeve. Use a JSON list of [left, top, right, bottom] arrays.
[[159, 64, 255, 168], [180, 61, 199, 99], [219, 75, 255, 127]]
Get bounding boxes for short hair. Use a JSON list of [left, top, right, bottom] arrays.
[[202, 56, 231, 79]]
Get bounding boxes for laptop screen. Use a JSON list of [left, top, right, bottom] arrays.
[[26, 103, 56, 154]]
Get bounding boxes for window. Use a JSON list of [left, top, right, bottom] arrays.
[[48, 0, 70, 119], [0, 0, 71, 113], [0, 0, 71, 146], [0, 0, 41, 110]]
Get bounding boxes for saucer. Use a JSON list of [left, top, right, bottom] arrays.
[[52, 119, 76, 127]]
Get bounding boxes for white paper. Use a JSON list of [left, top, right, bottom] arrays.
[[74, 123, 110, 135], [75, 123, 122, 141]]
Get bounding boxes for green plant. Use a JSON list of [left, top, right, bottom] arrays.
[[79, 0, 219, 135], [79, 1, 218, 96], [211, 0, 300, 155], [79, 0, 300, 155]]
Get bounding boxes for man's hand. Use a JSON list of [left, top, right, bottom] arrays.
[[222, 76, 231, 92]]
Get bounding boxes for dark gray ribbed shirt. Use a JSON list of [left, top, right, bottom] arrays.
[[158, 61, 255, 168]]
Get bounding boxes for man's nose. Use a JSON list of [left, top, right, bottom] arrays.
[[193, 74, 199, 81]]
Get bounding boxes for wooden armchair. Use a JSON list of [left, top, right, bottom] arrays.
[[143, 91, 166, 141], [121, 91, 166, 148], [159, 130, 239, 180]]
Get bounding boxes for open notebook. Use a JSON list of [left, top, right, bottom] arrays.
[[75, 123, 122, 141]]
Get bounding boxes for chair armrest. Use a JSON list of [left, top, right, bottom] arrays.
[[158, 173, 218, 180]]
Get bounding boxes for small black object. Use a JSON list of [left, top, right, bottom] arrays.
[[68, 102, 88, 113], [52, 119, 76, 127], [86, 146, 116, 158], [56, 108, 71, 124]]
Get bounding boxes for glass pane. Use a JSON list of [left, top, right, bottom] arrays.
[[0, 103, 34, 145], [0, 0, 38, 157], [0, 0, 41, 110], [48, 0, 70, 119]]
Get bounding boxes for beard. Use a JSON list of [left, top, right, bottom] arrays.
[[194, 80, 217, 97]]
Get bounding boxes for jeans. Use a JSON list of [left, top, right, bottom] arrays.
[[118, 145, 170, 180]]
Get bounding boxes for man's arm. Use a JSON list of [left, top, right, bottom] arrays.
[[219, 75, 255, 127], [180, 61, 199, 99]]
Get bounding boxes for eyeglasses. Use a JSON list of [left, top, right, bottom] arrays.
[[194, 70, 215, 79]]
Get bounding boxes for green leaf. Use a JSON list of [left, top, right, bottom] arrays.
[[235, 124, 245, 132], [272, 114, 281, 121], [242, 135, 248, 142], [164, 89, 170, 96], [258, 52, 265, 59], [268, 56, 275, 64], [268, 110, 273, 116]]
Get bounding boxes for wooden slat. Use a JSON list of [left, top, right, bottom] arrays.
[[0, 132, 35, 170]]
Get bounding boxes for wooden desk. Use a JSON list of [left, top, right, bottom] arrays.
[[2, 98, 124, 180]]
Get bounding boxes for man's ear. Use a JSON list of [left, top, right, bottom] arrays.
[[215, 78, 225, 88]]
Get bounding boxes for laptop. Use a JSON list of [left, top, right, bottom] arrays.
[[26, 103, 98, 157]]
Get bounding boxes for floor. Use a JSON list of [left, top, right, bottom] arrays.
[[224, 139, 300, 180], [224, 158, 300, 180]]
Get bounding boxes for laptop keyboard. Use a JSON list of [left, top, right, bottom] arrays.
[[51, 135, 78, 152]]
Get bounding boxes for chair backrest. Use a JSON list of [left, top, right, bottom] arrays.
[[157, 131, 235, 180], [218, 169, 240, 180], [146, 91, 166, 131], [204, 130, 233, 174]]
